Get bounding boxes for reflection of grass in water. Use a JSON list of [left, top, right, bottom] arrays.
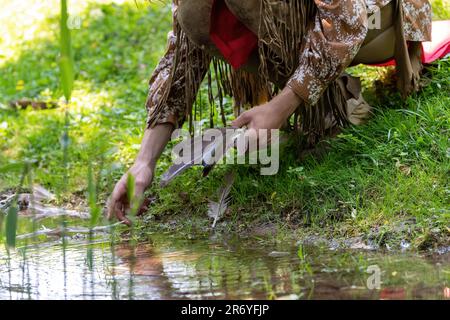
[[4, 165, 29, 250], [126, 173, 142, 300], [0, 233, 447, 299], [59, 0, 74, 299], [146, 237, 448, 299], [87, 164, 102, 269], [1, 163, 27, 298], [0, 3, 171, 294], [297, 245, 313, 276]]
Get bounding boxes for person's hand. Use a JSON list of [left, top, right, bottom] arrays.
[[106, 124, 174, 225], [231, 102, 285, 131], [231, 87, 302, 147], [107, 162, 154, 225]]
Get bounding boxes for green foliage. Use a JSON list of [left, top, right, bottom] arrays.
[[0, 0, 448, 249], [88, 164, 101, 226], [150, 58, 450, 247], [0, 0, 172, 195], [432, 0, 450, 19]]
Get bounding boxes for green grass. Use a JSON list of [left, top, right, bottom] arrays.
[[0, 0, 172, 198], [0, 0, 449, 249]]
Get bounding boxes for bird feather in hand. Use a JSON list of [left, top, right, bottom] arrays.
[[160, 128, 244, 187]]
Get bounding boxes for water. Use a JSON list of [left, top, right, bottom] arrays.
[[0, 234, 448, 300]]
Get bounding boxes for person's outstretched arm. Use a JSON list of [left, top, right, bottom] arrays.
[[107, 124, 173, 225], [108, 1, 210, 224]]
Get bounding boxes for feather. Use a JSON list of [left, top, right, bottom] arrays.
[[160, 127, 244, 187], [202, 127, 245, 177], [207, 171, 234, 229], [160, 133, 214, 187]]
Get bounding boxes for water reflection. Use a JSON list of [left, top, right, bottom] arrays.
[[0, 236, 448, 300]]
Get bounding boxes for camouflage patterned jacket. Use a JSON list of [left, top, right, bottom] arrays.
[[145, 0, 432, 129]]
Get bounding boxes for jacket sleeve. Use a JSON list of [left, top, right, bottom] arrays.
[[146, 1, 211, 129], [402, 0, 432, 42], [287, 0, 369, 105]]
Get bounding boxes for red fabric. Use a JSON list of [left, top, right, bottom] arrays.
[[209, 1, 450, 70], [374, 20, 450, 67], [209, 0, 258, 69]]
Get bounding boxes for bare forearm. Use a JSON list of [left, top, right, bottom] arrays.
[[136, 124, 174, 168], [274, 87, 303, 121], [108, 124, 173, 224]]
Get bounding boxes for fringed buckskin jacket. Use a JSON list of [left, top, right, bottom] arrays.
[[145, 0, 432, 135]]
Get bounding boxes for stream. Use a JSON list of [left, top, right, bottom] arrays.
[[0, 187, 448, 300], [0, 232, 448, 300]]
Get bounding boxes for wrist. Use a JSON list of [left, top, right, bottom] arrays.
[[274, 87, 302, 120], [135, 157, 156, 170], [135, 124, 173, 170]]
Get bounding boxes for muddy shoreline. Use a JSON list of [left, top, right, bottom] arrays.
[[1, 187, 449, 254]]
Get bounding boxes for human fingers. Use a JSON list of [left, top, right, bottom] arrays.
[[231, 111, 251, 128]]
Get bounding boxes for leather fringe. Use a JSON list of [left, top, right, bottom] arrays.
[[155, 0, 369, 143], [393, 0, 423, 98]]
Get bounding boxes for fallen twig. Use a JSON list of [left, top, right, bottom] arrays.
[[21, 203, 90, 220], [16, 222, 124, 240], [9, 99, 59, 110]]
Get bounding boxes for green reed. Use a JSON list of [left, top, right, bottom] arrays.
[[297, 245, 313, 276], [60, 0, 74, 103], [86, 163, 103, 269], [59, 0, 75, 299], [126, 173, 140, 300], [4, 164, 29, 250]]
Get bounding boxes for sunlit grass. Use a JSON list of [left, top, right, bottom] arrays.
[[0, 0, 171, 193]]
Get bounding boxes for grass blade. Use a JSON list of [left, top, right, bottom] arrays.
[[60, 0, 74, 102], [5, 205, 18, 248]]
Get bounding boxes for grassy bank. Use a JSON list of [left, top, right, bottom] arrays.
[[1, 0, 449, 250]]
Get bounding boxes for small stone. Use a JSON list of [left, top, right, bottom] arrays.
[[268, 251, 290, 258]]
